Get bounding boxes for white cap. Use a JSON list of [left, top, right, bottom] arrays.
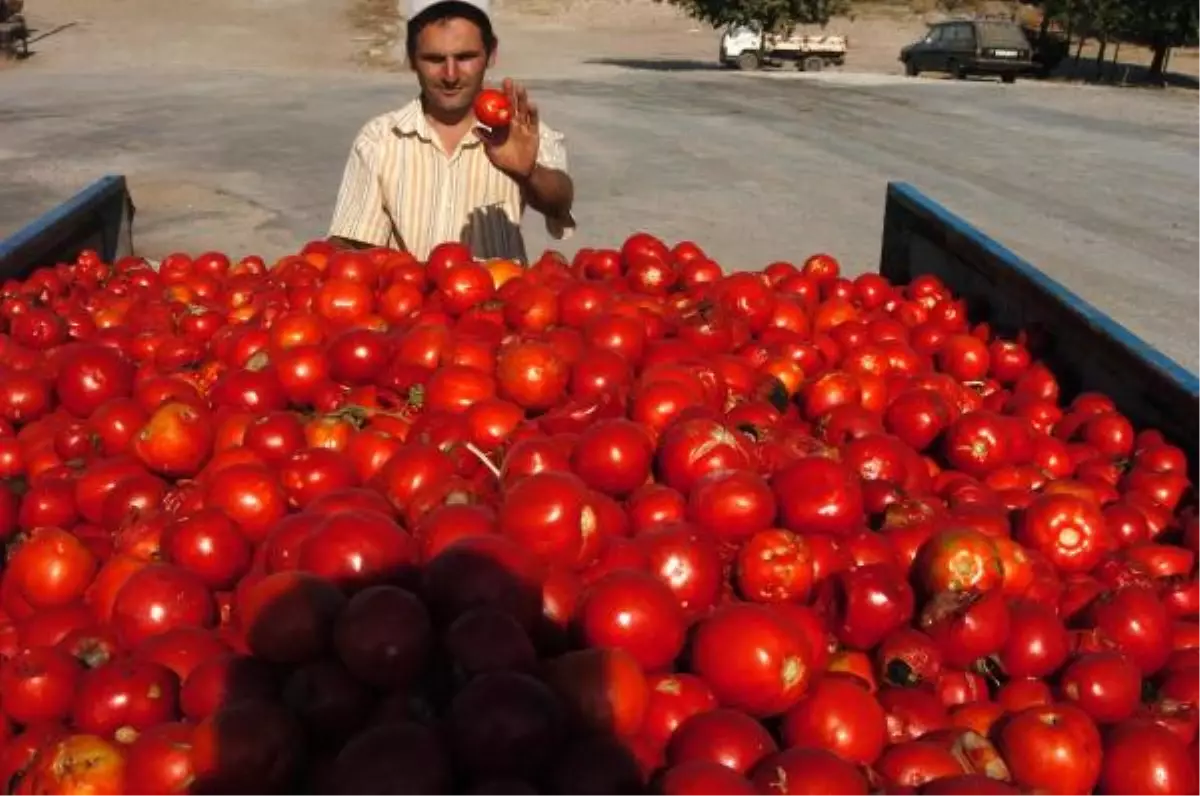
[[405, 0, 491, 21]]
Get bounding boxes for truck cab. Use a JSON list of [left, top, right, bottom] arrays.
[[719, 23, 767, 71]]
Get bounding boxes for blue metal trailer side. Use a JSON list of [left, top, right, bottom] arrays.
[[0, 175, 134, 282], [1, 175, 1196, 473], [880, 181, 1198, 478]]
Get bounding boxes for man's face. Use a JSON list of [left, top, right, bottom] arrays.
[[412, 17, 494, 119]]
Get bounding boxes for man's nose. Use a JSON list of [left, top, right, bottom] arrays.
[[443, 59, 460, 83]]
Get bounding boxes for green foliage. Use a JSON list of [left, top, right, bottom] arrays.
[[1023, 0, 1196, 77], [656, 0, 852, 30], [1119, 0, 1198, 46]]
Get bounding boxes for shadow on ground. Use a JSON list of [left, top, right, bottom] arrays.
[[584, 57, 724, 72], [1047, 56, 1199, 90]]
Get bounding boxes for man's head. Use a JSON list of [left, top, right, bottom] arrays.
[[406, 0, 497, 122]]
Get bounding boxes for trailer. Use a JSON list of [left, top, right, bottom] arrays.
[[1, 176, 1196, 474]]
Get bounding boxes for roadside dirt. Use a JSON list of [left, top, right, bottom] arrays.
[[10, 0, 1196, 83]]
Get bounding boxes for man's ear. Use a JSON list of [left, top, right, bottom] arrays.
[[487, 39, 499, 68]]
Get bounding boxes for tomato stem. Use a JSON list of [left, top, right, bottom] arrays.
[[462, 441, 501, 480]]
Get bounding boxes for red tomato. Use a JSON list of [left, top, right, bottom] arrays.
[[1098, 718, 1199, 794], [781, 675, 887, 765], [690, 603, 814, 717], [996, 703, 1102, 795], [473, 87, 512, 127]]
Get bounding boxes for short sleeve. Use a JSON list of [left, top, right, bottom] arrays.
[[328, 123, 394, 247], [535, 123, 575, 240], [536, 124, 569, 173]]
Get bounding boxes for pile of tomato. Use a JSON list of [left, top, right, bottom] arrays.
[[0, 233, 1194, 795]]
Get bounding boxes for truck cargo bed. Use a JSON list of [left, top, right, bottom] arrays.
[[1, 175, 1195, 475]]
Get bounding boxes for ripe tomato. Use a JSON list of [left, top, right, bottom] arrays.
[[55, 344, 135, 418], [749, 747, 869, 795], [735, 528, 815, 604], [657, 761, 757, 795], [570, 418, 654, 497], [1016, 493, 1109, 574], [495, 340, 569, 412], [473, 87, 512, 127], [690, 603, 813, 717], [818, 563, 914, 651], [0, 646, 82, 725], [687, 469, 776, 543], [1085, 584, 1172, 675], [21, 733, 128, 795], [1058, 651, 1142, 723], [7, 528, 97, 609], [666, 708, 778, 774], [1098, 718, 1199, 794], [576, 570, 685, 671], [772, 456, 865, 537], [996, 703, 1102, 795], [72, 658, 181, 737], [912, 527, 1004, 595], [133, 401, 215, 477], [781, 675, 887, 765], [544, 647, 649, 739]]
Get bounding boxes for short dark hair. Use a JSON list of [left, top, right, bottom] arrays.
[[406, 1, 497, 59]]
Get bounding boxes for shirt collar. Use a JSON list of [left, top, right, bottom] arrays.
[[390, 98, 482, 155]]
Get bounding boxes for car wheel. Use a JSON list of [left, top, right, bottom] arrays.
[[1001, 72, 1016, 84], [947, 58, 964, 79], [904, 60, 919, 77], [736, 52, 761, 71]]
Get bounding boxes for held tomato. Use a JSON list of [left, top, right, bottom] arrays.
[[473, 87, 512, 128]]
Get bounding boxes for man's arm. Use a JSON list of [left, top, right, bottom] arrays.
[[519, 164, 574, 224], [326, 234, 402, 251], [526, 125, 576, 238], [327, 122, 398, 250]]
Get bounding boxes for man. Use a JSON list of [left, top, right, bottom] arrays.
[[327, 0, 575, 263]]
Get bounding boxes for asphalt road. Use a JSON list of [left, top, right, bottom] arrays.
[[1, 67, 1196, 370]]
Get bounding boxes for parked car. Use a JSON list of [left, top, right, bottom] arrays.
[[899, 18, 1034, 83]]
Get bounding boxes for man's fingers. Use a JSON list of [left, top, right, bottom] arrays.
[[502, 77, 518, 114], [473, 123, 506, 147], [512, 81, 533, 125], [526, 100, 540, 130]]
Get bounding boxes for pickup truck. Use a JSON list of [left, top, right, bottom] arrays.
[[719, 23, 848, 72], [1, 175, 1196, 475]]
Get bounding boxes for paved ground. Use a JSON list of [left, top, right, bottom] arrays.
[[1, 60, 1197, 371]]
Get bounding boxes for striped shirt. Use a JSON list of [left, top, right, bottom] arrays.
[[328, 98, 573, 263]]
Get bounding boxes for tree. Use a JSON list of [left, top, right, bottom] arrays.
[[1119, 0, 1198, 81], [656, 0, 852, 31]]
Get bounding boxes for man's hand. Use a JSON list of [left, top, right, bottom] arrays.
[[475, 78, 539, 181]]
